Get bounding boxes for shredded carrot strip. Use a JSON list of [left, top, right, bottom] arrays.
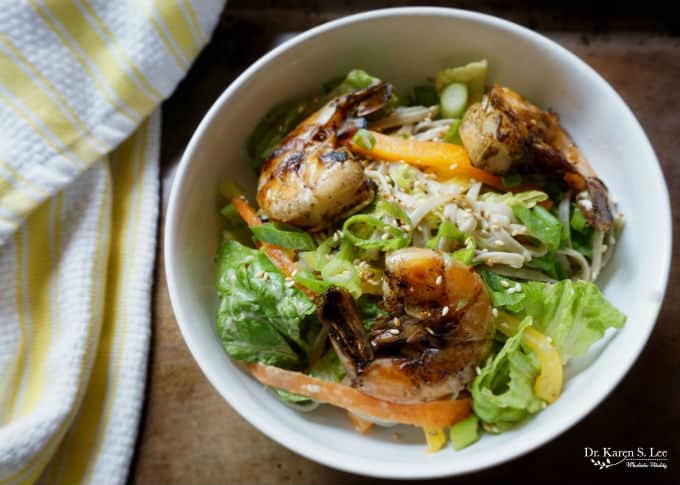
[[248, 363, 471, 428], [231, 196, 315, 299]]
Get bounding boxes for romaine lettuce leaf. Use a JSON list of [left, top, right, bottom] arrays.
[[216, 240, 316, 368], [521, 280, 626, 361], [512, 205, 563, 251], [472, 317, 543, 429], [480, 271, 626, 362]]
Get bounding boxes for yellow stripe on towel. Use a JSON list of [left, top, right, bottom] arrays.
[[55, 119, 151, 485]]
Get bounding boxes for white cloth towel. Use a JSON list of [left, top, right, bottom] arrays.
[[0, 2, 225, 484]]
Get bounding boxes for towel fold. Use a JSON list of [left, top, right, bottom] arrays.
[[0, 2, 225, 484]]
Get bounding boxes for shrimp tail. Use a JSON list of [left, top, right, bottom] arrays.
[[318, 287, 374, 380]]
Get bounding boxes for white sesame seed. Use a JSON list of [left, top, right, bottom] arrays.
[[500, 279, 510, 288], [389, 328, 400, 335], [449, 163, 458, 170], [475, 366, 482, 375], [492, 308, 499, 318], [426, 327, 436, 335], [435, 275, 443, 286], [381, 233, 390, 240], [494, 240, 504, 247], [442, 306, 450, 316]]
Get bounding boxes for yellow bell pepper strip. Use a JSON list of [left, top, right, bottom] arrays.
[[348, 130, 506, 190], [496, 311, 563, 404], [423, 427, 448, 453]]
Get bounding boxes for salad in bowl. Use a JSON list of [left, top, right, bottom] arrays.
[[214, 60, 626, 452]]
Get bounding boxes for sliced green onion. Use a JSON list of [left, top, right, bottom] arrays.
[[450, 415, 480, 450], [294, 270, 332, 294], [320, 259, 362, 299], [570, 206, 587, 231], [345, 69, 379, 90], [219, 180, 245, 199], [502, 173, 523, 188], [451, 237, 476, 265], [426, 220, 467, 250], [342, 215, 408, 251], [352, 129, 375, 150], [443, 118, 462, 144], [389, 163, 418, 190], [413, 85, 438, 106], [440, 82, 468, 119], [250, 222, 316, 251], [375, 200, 411, 226]]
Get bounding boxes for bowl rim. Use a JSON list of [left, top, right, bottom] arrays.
[[165, 6, 672, 479]]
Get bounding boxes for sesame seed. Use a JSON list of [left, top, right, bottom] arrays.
[[442, 306, 450, 316], [435, 275, 443, 286], [492, 308, 499, 318], [492, 224, 500, 231], [389, 328, 400, 335], [256, 271, 264, 279], [333, 232, 340, 242], [381, 233, 390, 240], [494, 240, 504, 247], [500, 280, 510, 288], [449, 163, 458, 170], [393, 317, 401, 327], [475, 366, 482, 375], [426, 327, 436, 335]]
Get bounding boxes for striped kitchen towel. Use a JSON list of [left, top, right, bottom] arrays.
[[0, 2, 225, 484]]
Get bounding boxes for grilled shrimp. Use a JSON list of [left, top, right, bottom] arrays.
[[460, 84, 613, 230], [256, 83, 392, 231], [318, 248, 493, 404]]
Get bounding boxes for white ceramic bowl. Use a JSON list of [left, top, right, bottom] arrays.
[[165, 7, 671, 479]]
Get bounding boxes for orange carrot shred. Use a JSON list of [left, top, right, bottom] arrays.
[[248, 363, 471, 428], [231, 196, 315, 298]]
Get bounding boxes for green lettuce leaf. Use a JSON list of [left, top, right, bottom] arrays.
[[310, 349, 346, 382], [472, 317, 543, 429], [480, 190, 549, 208], [520, 280, 626, 361], [480, 270, 626, 362], [512, 205, 563, 251], [216, 240, 316, 368]]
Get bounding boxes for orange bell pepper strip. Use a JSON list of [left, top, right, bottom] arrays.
[[248, 363, 471, 428], [348, 130, 506, 190]]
